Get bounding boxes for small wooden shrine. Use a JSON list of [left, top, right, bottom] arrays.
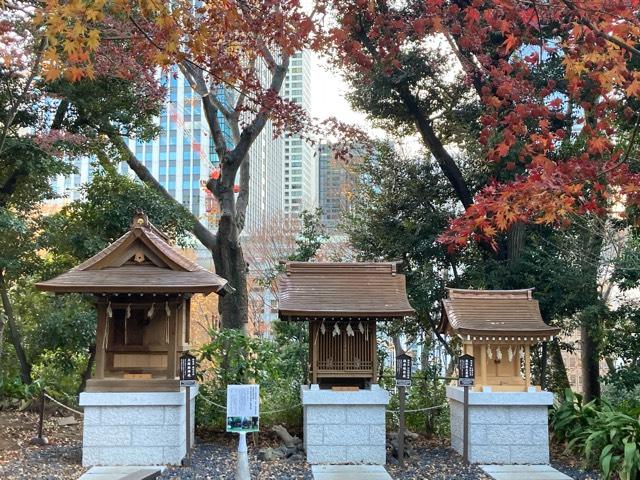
[[37, 211, 230, 393], [278, 262, 415, 388], [438, 288, 560, 392]]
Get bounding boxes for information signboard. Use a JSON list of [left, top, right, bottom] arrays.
[[395, 353, 413, 382], [458, 354, 475, 387], [226, 385, 260, 433]]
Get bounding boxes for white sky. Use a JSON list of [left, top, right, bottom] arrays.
[[310, 55, 373, 128], [309, 54, 423, 155]]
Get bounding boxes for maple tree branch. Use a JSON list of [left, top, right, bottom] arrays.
[[561, 0, 640, 58], [235, 152, 250, 232], [602, 113, 640, 175], [202, 93, 230, 165], [50, 99, 69, 130], [258, 40, 277, 73], [104, 127, 219, 252], [0, 35, 46, 156], [231, 54, 290, 166]]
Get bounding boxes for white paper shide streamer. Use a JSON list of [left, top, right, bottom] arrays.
[[332, 322, 341, 337]]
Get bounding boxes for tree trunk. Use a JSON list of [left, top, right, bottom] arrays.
[[0, 310, 5, 361], [507, 222, 526, 266], [0, 271, 31, 384], [580, 224, 605, 402], [581, 323, 601, 402], [213, 236, 249, 330], [549, 338, 570, 392], [77, 343, 96, 395]]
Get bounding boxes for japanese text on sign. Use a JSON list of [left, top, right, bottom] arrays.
[[227, 385, 260, 418], [226, 385, 260, 433], [396, 353, 413, 381], [458, 354, 475, 387]]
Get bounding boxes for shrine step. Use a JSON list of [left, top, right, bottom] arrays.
[[78, 466, 164, 480], [480, 465, 572, 480], [311, 465, 392, 480]]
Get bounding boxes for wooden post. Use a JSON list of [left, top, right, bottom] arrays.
[[371, 322, 378, 384], [37, 388, 45, 440], [167, 303, 178, 379], [398, 385, 406, 468], [463, 385, 469, 462], [524, 344, 531, 390], [311, 322, 318, 384], [30, 387, 48, 446], [185, 385, 191, 466], [541, 341, 548, 390], [94, 304, 107, 379], [480, 344, 487, 390]]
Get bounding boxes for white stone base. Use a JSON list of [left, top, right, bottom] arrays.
[[301, 384, 389, 465], [79, 386, 197, 467], [446, 386, 553, 464]]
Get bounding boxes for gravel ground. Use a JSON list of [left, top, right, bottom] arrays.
[[159, 443, 313, 480], [0, 410, 86, 480], [0, 410, 600, 480], [386, 439, 491, 480], [160, 437, 600, 480], [0, 443, 85, 480]]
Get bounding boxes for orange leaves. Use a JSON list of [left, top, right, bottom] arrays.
[[588, 137, 610, 155], [502, 34, 518, 53], [626, 79, 640, 98]]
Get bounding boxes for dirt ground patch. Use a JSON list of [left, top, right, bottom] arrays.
[[0, 408, 85, 480]]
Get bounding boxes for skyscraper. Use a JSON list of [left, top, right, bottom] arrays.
[[282, 50, 316, 216], [317, 141, 358, 232], [52, 69, 283, 236]]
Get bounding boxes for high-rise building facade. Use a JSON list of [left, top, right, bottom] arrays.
[[52, 69, 283, 236], [282, 50, 316, 216], [317, 141, 357, 231]]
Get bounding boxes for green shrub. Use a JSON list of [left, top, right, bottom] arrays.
[[0, 376, 42, 408], [196, 328, 305, 432], [382, 366, 450, 437], [551, 388, 640, 479]]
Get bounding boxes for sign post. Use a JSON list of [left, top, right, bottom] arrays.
[[180, 352, 197, 467], [227, 384, 260, 480], [395, 353, 412, 468], [458, 354, 475, 463]]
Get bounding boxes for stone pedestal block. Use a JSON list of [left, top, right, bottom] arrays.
[[79, 386, 197, 466], [446, 386, 553, 464], [301, 384, 389, 465]]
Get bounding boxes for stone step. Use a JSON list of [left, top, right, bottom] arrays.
[[78, 466, 164, 480], [311, 465, 393, 480], [480, 465, 572, 480]]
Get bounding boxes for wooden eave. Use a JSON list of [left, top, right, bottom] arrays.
[[36, 212, 229, 296], [438, 287, 560, 338], [277, 261, 415, 320]]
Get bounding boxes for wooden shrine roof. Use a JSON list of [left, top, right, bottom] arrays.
[[277, 261, 415, 319], [438, 288, 560, 339], [36, 211, 230, 295]]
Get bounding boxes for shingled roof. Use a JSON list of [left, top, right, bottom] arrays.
[[438, 288, 560, 340], [277, 261, 415, 319], [36, 211, 230, 295]]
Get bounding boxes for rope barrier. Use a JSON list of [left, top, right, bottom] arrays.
[[386, 403, 448, 414], [199, 392, 446, 416], [198, 394, 302, 415], [44, 393, 84, 416]]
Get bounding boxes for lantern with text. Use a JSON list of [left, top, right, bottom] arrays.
[[180, 352, 197, 387], [458, 354, 475, 387], [396, 353, 412, 388]]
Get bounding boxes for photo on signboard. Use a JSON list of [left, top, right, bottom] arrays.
[[226, 415, 259, 433]]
